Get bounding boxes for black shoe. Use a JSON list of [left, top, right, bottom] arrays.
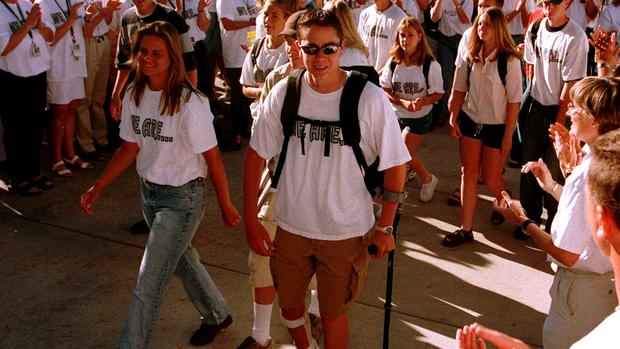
[[190, 314, 233, 346], [513, 226, 530, 240], [95, 142, 118, 153], [80, 150, 105, 162], [130, 220, 149, 235]]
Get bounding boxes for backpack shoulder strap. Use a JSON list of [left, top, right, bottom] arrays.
[[340, 70, 370, 170], [497, 51, 508, 87], [530, 18, 542, 57], [250, 36, 267, 66], [270, 68, 305, 189], [422, 55, 432, 90]]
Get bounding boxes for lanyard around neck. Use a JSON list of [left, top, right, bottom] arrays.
[[1, 0, 33, 38], [52, 0, 75, 40]]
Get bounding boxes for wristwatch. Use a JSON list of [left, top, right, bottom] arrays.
[[521, 219, 535, 232], [375, 225, 394, 235]]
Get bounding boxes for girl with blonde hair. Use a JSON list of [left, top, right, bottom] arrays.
[[445, 7, 522, 247]]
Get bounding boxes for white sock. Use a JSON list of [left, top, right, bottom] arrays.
[[252, 302, 273, 345], [308, 289, 320, 316]]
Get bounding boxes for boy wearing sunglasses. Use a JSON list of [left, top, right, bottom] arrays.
[[244, 9, 410, 349]]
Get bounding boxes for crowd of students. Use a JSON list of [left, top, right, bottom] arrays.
[[1, 0, 620, 347]]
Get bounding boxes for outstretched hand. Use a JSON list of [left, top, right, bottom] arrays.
[[493, 191, 527, 225], [521, 158, 554, 192], [456, 323, 530, 349]]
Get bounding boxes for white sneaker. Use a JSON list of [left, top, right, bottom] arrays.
[[419, 175, 438, 202]]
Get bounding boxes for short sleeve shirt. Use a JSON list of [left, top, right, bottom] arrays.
[[357, 3, 407, 71], [217, 0, 257, 68], [251, 72, 411, 240], [119, 86, 217, 186], [379, 59, 444, 119]]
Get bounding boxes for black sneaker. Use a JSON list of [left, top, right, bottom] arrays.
[[190, 314, 233, 346], [130, 220, 149, 235]]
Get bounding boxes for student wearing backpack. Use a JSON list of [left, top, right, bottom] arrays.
[[244, 9, 410, 348], [380, 17, 443, 202], [445, 7, 522, 247], [241, 0, 296, 126], [239, 9, 325, 349]]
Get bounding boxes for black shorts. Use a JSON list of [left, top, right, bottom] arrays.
[[458, 111, 506, 149]]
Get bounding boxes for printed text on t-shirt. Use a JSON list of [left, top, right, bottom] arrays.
[[131, 115, 174, 142]]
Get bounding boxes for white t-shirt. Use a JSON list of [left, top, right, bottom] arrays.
[[109, 0, 133, 33], [549, 152, 613, 274], [455, 26, 471, 67], [566, 0, 600, 30], [399, 0, 423, 23], [0, 0, 53, 77], [437, 0, 473, 37], [349, 1, 371, 26], [340, 46, 371, 67], [524, 18, 588, 106], [357, 3, 407, 71], [43, 0, 87, 81], [503, 0, 535, 35], [571, 309, 620, 349], [379, 58, 444, 119], [119, 86, 217, 186], [217, 0, 257, 68], [251, 72, 411, 240], [171, 0, 208, 43], [597, 4, 620, 45], [255, 11, 265, 40], [88, 0, 116, 37], [240, 38, 288, 117], [453, 51, 522, 125]]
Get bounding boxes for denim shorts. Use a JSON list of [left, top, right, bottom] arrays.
[[459, 111, 506, 149], [399, 112, 433, 135]]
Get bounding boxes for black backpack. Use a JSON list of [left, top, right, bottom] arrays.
[[271, 69, 384, 196], [249, 36, 267, 66], [465, 51, 509, 87], [388, 55, 433, 92]]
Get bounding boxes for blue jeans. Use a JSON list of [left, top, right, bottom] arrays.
[[117, 178, 229, 349]]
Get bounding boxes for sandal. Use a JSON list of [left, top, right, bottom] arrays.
[[442, 229, 474, 247], [52, 161, 73, 177], [447, 188, 461, 206], [11, 181, 42, 196], [31, 176, 54, 190], [64, 155, 93, 170]]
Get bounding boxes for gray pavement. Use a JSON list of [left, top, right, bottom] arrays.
[[0, 127, 551, 348]]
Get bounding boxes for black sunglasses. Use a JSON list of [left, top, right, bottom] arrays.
[[300, 43, 341, 55]]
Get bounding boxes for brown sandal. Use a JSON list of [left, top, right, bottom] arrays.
[[442, 229, 474, 247]]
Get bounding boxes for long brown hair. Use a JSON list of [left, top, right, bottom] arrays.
[[466, 8, 521, 63], [130, 21, 199, 116], [388, 17, 434, 66], [323, 0, 369, 57]]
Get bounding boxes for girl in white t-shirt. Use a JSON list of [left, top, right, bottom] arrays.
[[80, 22, 240, 348], [241, 0, 295, 120], [380, 17, 443, 202], [43, 0, 91, 177], [445, 8, 522, 247]]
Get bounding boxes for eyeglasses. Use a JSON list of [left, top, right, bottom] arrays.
[[300, 43, 341, 55]]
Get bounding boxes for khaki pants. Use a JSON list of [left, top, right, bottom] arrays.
[[543, 267, 616, 349], [75, 35, 111, 153]]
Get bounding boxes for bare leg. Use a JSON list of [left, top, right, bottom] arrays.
[[459, 136, 483, 231]]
